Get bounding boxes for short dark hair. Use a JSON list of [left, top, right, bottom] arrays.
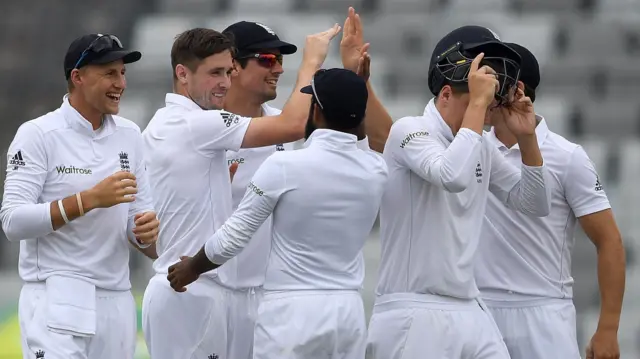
[[170, 28, 236, 80]]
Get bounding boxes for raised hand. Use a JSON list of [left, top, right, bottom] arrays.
[[302, 23, 342, 68], [340, 7, 370, 74], [503, 87, 536, 137], [468, 53, 500, 108]]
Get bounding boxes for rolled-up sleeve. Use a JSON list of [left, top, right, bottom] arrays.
[[0, 122, 54, 241], [204, 155, 287, 264], [487, 145, 552, 217], [391, 118, 482, 193]]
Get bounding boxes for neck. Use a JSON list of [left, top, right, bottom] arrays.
[[224, 88, 264, 117], [68, 92, 103, 130], [434, 101, 459, 135], [493, 119, 518, 148]]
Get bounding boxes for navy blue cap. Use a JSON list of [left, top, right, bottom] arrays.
[[301, 69, 368, 129], [64, 34, 141, 80], [505, 42, 539, 102], [223, 21, 297, 58]]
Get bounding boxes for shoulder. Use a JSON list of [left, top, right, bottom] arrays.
[[388, 115, 432, 148], [543, 131, 579, 159], [28, 109, 68, 135], [112, 115, 142, 134]]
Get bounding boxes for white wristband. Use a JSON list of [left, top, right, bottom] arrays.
[[58, 200, 69, 224]]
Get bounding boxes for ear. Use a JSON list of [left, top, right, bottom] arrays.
[[70, 69, 83, 88], [231, 60, 240, 77], [175, 64, 189, 85], [438, 85, 453, 104]]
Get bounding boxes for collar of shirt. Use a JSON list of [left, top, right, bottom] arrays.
[[165, 93, 203, 111], [486, 114, 549, 151], [424, 98, 454, 143], [303, 129, 359, 150], [61, 94, 115, 139]]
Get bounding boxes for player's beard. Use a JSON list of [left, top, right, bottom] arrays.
[[304, 102, 317, 139]]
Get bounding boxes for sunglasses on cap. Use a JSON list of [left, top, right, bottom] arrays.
[[238, 53, 283, 68], [73, 34, 124, 70]]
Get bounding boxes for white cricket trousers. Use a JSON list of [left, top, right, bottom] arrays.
[[366, 293, 511, 359], [220, 285, 263, 359], [142, 274, 228, 359], [253, 290, 367, 359], [485, 299, 581, 359], [18, 282, 136, 359]]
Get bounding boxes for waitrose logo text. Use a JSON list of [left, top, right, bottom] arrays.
[[56, 165, 92, 175]]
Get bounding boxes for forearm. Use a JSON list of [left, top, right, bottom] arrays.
[[504, 165, 551, 216], [191, 246, 219, 275], [1, 190, 94, 241], [595, 240, 626, 331], [132, 242, 158, 260], [516, 134, 543, 166], [461, 102, 488, 135], [425, 129, 482, 192], [363, 82, 392, 153], [280, 62, 320, 137]]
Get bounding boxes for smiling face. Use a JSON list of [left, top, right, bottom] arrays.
[[178, 49, 234, 110], [233, 49, 283, 103], [70, 59, 126, 115]]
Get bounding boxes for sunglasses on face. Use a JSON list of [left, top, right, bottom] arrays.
[[74, 34, 124, 69], [239, 53, 283, 68]]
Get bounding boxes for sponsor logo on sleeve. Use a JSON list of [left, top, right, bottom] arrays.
[[475, 162, 483, 183], [595, 176, 603, 192], [248, 181, 264, 196], [221, 112, 240, 127], [9, 150, 26, 170], [400, 131, 429, 149], [276, 144, 285, 151]]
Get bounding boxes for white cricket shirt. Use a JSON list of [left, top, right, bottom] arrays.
[[0, 95, 154, 290], [376, 99, 552, 299], [205, 129, 388, 291], [476, 117, 611, 301], [221, 104, 295, 289], [142, 93, 252, 284]]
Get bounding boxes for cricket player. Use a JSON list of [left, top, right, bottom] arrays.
[[477, 43, 625, 359], [219, 8, 392, 358], [167, 68, 388, 359], [0, 34, 159, 359], [366, 25, 553, 359], [141, 25, 342, 359]]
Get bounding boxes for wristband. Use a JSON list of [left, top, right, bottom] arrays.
[[76, 193, 85, 216], [58, 200, 69, 224]]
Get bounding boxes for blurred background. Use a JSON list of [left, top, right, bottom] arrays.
[[1, 0, 640, 357]]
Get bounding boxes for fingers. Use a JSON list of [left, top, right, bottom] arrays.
[[342, 17, 351, 39], [118, 186, 138, 197], [229, 162, 239, 182], [134, 211, 155, 226], [354, 13, 363, 36], [320, 23, 342, 40], [117, 179, 137, 189], [112, 171, 136, 181], [517, 80, 525, 92], [132, 219, 159, 237], [361, 42, 371, 55], [469, 53, 484, 73]]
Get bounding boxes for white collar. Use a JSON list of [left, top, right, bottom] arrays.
[[424, 98, 454, 143], [303, 129, 359, 150], [61, 94, 114, 138], [165, 93, 203, 111]]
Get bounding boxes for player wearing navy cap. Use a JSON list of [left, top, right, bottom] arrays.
[[1, 33, 158, 359], [167, 68, 388, 359]]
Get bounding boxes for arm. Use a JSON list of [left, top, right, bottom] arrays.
[[203, 156, 285, 266], [487, 141, 551, 217], [564, 146, 624, 336], [0, 123, 87, 240], [391, 118, 482, 193], [363, 82, 392, 153], [131, 241, 158, 260], [241, 26, 342, 149]]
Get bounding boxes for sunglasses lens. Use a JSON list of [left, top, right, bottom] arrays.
[[92, 35, 122, 53], [257, 54, 283, 67]]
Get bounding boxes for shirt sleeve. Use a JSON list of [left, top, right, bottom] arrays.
[[127, 127, 155, 248], [187, 110, 252, 157], [204, 154, 287, 264], [0, 122, 54, 241], [390, 118, 483, 193], [487, 144, 552, 217], [563, 146, 611, 217]]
